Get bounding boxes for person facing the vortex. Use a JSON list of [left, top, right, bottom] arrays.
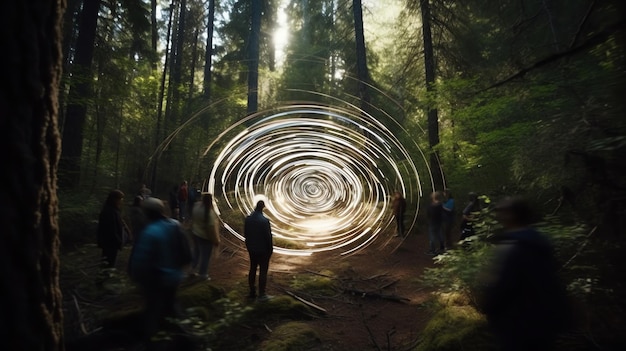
[[392, 191, 407, 237], [244, 200, 273, 300]]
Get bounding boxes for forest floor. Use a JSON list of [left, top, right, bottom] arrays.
[[60, 226, 438, 351]]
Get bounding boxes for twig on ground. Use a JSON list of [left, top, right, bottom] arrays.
[[264, 324, 272, 333], [379, 279, 399, 290], [72, 294, 89, 335], [361, 309, 382, 351], [561, 225, 598, 270], [284, 290, 327, 314], [304, 269, 335, 279]]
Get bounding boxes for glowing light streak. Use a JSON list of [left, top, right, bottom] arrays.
[[201, 103, 432, 256]]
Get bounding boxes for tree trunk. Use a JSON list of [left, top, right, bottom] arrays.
[[151, 0, 158, 65], [203, 0, 215, 100], [353, 0, 370, 112], [170, 0, 187, 124], [150, 0, 177, 192], [1, 0, 65, 349], [188, 26, 199, 101], [60, 0, 102, 188], [420, 0, 443, 190], [247, 0, 262, 114]]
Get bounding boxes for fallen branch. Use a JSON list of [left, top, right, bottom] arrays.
[[344, 288, 410, 303], [72, 294, 89, 335], [284, 290, 327, 314], [561, 225, 598, 270], [361, 309, 382, 351], [304, 269, 335, 279], [379, 279, 399, 290]]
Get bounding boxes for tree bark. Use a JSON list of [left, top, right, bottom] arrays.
[[353, 0, 371, 112], [420, 0, 443, 190], [0, 0, 65, 349], [203, 0, 215, 100], [60, 0, 102, 188], [247, 0, 262, 114]]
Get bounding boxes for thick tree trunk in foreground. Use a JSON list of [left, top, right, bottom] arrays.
[[420, 0, 444, 190], [0, 0, 65, 350]]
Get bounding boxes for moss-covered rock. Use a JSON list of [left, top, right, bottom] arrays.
[[260, 322, 320, 351], [178, 282, 223, 309], [416, 304, 495, 351], [246, 296, 313, 320]]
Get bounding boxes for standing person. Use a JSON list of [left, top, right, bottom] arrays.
[[168, 185, 179, 219], [97, 190, 126, 268], [178, 180, 189, 221], [244, 200, 273, 300], [392, 191, 407, 237], [129, 197, 191, 341], [426, 191, 444, 255], [190, 193, 220, 280], [460, 192, 481, 240], [138, 183, 152, 199], [128, 195, 148, 243], [442, 189, 455, 249], [480, 197, 570, 351], [188, 182, 198, 210]]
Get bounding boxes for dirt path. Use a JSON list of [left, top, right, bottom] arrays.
[[209, 231, 435, 350]]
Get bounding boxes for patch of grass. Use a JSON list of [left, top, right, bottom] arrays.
[[273, 236, 308, 250], [261, 322, 320, 351]]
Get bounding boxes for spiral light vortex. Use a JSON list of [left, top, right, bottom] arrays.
[[203, 104, 429, 256]]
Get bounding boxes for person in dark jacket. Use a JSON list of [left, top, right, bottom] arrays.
[[97, 189, 126, 267], [480, 197, 570, 351], [426, 191, 444, 255], [392, 191, 407, 237], [244, 200, 273, 300], [460, 192, 481, 240]]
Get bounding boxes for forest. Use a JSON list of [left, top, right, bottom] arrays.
[[2, 0, 625, 350]]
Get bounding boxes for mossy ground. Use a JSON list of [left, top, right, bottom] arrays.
[[415, 293, 495, 351], [260, 321, 321, 351]]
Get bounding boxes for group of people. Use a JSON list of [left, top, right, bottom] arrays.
[[392, 189, 483, 255], [95, 186, 273, 342], [167, 181, 201, 221]]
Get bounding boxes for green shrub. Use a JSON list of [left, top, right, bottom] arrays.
[[260, 322, 320, 351]]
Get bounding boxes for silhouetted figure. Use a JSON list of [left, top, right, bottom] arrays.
[[481, 197, 570, 351], [168, 185, 179, 219], [138, 183, 151, 199], [129, 197, 191, 341], [442, 189, 455, 248], [392, 191, 407, 237], [460, 192, 481, 240], [244, 200, 273, 300], [128, 195, 147, 243], [97, 190, 125, 267], [426, 191, 444, 255], [178, 180, 189, 220], [190, 193, 220, 280]]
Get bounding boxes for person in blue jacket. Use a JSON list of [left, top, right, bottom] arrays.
[[129, 197, 191, 339], [244, 200, 273, 300]]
